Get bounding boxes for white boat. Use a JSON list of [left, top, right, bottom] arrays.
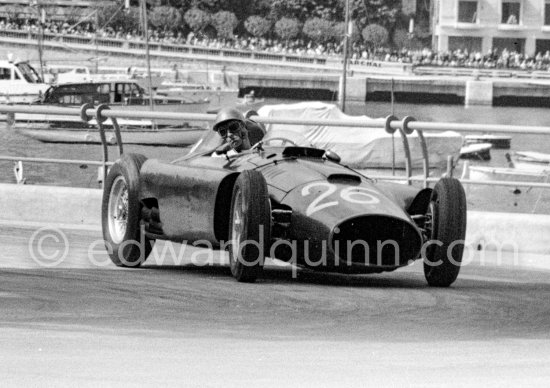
[[258, 101, 463, 170], [464, 134, 512, 149], [466, 165, 549, 182], [464, 150, 550, 183], [156, 82, 238, 108], [0, 58, 49, 103], [512, 151, 550, 173], [15, 121, 203, 146], [460, 142, 492, 160]]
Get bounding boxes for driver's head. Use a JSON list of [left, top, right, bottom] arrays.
[[213, 108, 249, 152]]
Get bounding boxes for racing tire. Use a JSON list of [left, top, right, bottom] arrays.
[[102, 153, 153, 267], [423, 177, 467, 287], [228, 170, 271, 283]]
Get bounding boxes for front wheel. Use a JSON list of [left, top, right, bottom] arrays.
[[423, 177, 467, 287], [228, 170, 271, 283], [102, 153, 153, 267]]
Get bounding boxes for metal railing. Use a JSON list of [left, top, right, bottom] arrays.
[[1, 103, 550, 191], [413, 65, 550, 80], [0, 29, 397, 73]]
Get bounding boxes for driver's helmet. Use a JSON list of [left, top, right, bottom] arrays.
[[212, 108, 245, 133]]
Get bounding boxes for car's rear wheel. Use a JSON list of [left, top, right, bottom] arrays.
[[423, 177, 467, 287], [228, 170, 271, 283], [102, 153, 153, 267]]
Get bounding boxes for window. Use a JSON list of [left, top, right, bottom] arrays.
[[49, 84, 97, 105], [0, 67, 11, 80], [545, 1, 550, 25], [501, 1, 521, 24], [458, 1, 478, 23]]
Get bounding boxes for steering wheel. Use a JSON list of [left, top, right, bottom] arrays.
[[262, 137, 298, 147]]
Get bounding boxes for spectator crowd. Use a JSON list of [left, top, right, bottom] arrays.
[[3, 17, 550, 72]]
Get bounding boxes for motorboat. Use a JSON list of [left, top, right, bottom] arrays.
[[15, 121, 204, 146], [464, 134, 511, 149], [512, 151, 550, 173], [464, 151, 550, 183], [459, 142, 492, 160], [257, 101, 463, 170], [10, 80, 211, 146], [0, 58, 49, 103]]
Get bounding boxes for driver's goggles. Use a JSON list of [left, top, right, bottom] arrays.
[[217, 121, 242, 138]]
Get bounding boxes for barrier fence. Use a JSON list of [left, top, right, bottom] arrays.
[[0, 29, 330, 67], [0, 29, 413, 74], [0, 103, 550, 191]]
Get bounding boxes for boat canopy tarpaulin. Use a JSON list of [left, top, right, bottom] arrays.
[[258, 101, 463, 169]]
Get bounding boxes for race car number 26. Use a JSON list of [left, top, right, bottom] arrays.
[[301, 182, 380, 216]]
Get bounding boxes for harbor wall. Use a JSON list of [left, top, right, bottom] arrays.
[[238, 73, 550, 106], [0, 184, 548, 255]]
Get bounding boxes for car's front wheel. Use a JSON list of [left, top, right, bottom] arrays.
[[102, 153, 153, 267], [423, 177, 467, 287], [228, 170, 271, 283]]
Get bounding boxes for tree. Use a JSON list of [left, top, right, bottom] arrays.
[[97, 2, 120, 27], [362, 23, 388, 49], [5, 5, 24, 23], [302, 17, 334, 44], [183, 7, 211, 32], [274, 17, 301, 41], [121, 7, 141, 32], [211, 11, 238, 40], [149, 6, 182, 32], [65, 7, 84, 24], [97, 3, 140, 32], [358, 0, 401, 30], [244, 15, 272, 38], [393, 28, 413, 50], [333, 21, 361, 45], [270, 0, 342, 22]]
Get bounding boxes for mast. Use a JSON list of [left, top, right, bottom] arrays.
[[31, 0, 45, 81], [94, 7, 99, 74], [140, 0, 154, 111], [339, 0, 350, 113], [37, 8, 45, 81]]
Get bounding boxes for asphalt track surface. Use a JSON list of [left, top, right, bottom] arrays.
[[1, 223, 550, 387]]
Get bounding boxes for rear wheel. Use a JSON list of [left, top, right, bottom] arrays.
[[423, 177, 467, 287], [228, 170, 271, 283], [102, 153, 153, 267]]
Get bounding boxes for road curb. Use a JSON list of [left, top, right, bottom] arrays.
[[1, 184, 549, 254], [0, 183, 101, 226]]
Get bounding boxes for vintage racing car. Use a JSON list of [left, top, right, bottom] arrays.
[[102, 123, 467, 286]]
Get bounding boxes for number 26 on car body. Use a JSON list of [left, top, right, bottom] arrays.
[[301, 182, 380, 216]]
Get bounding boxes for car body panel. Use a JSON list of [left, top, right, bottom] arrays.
[[138, 141, 430, 271], [141, 159, 236, 242]]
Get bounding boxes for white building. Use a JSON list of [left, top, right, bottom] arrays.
[[433, 0, 550, 55]]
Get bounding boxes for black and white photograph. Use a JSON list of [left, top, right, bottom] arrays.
[[0, 0, 549, 386]]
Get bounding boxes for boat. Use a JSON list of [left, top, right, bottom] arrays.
[[463, 151, 550, 183], [512, 151, 550, 172], [464, 134, 512, 149], [459, 142, 492, 160], [257, 101, 464, 170], [156, 81, 238, 108], [461, 161, 550, 213], [237, 90, 265, 109], [0, 58, 49, 103], [10, 80, 211, 146], [207, 90, 265, 115], [15, 121, 204, 146], [465, 165, 549, 182]]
